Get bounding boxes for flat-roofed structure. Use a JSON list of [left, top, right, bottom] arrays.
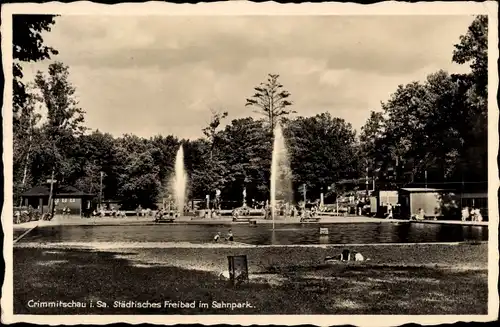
[[398, 188, 459, 220], [21, 184, 95, 216]]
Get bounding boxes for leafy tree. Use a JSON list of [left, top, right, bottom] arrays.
[[188, 142, 228, 200], [451, 15, 488, 186], [183, 109, 230, 200], [371, 72, 458, 188], [245, 74, 294, 132], [13, 15, 58, 123], [13, 89, 42, 204], [34, 61, 86, 213], [359, 111, 385, 171], [12, 15, 58, 203], [202, 108, 228, 159], [364, 69, 487, 190], [285, 113, 359, 201], [71, 131, 119, 198], [452, 15, 488, 98], [113, 135, 161, 208], [219, 118, 272, 202]]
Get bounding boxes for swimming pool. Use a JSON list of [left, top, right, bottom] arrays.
[[19, 222, 488, 245]]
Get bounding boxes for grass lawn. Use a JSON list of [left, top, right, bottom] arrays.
[[13, 244, 488, 315]]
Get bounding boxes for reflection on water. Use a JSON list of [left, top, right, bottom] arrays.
[[21, 222, 488, 245], [319, 235, 330, 244]]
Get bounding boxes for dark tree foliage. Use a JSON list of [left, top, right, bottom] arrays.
[[12, 15, 60, 203], [358, 15, 488, 192], [218, 118, 272, 202], [285, 113, 359, 200], [13, 15, 58, 117], [13, 15, 489, 208], [452, 15, 488, 97]]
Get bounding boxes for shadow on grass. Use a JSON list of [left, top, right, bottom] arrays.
[[14, 247, 487, 315]]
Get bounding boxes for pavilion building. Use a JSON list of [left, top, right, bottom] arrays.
[[21, 184, 95, 216]]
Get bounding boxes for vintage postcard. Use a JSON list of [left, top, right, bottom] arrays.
[[2, 1, 499, 326]]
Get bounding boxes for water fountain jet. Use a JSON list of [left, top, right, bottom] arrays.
[[270, 124, 293, 229], [171, 145, 187, 215]]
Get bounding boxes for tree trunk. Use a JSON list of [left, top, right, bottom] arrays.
[[47, 168, 56, 215], [269, 97, 274, 133], [19, 133, 33, 207]]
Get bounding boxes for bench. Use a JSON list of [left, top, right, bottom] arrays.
[[300, 217, 321, 222], [155, 217, 175, 223], [232, 217, 255, 222], [317, 212, 345, 217]]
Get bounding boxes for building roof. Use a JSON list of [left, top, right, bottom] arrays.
[[21, 185, 95, 197], [336, 178, 371, 185], [400, 187, 450, 192], [461, 192, 488, 198]]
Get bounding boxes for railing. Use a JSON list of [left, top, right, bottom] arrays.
[[317, 211, 346, 217]]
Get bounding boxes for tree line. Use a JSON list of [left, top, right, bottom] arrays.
[[12, 15, 488, 209], [359, 16, 488, 192]]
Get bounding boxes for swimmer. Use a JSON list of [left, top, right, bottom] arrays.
[[226, 229, 234, 242], [325, 249, 369, 262]]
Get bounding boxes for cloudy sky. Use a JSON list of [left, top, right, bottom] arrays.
[[21, 15, 474, 139]]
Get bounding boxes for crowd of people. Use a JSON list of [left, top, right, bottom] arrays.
[[230, 201, 326, 220], [13, 205, 53, 224]]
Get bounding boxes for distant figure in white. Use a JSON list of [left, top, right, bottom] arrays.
[[386, 203, 393, 219], [471, 207, 483, 222], [325, 249, 369, 262], [311, 205, 317, 217], [416, 208, 425, 220], [461, 206, 470, 221], [213, 232, 221, 242]]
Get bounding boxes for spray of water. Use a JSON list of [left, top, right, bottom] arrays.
[[171, 145, 187, 214], [270, 124, 293, 222]]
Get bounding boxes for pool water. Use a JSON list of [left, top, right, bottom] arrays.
[[19, 222, 488, 245]]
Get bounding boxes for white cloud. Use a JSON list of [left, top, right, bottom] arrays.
[[19, 14, 475, 139]]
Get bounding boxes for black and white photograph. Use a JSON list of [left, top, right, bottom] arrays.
[[2, 1, 498, 325]]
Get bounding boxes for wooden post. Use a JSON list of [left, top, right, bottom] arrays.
[[303, 184, 307, 203], [47, 169, 56, 215], [19, 123, 34, 207], [365, 166, 369, 198], [99, 171, 104, 210]]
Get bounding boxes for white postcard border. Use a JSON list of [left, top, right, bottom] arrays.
[[2, 1, 499, 325]]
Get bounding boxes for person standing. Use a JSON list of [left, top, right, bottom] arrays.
[[418, 208, 425, 220], [475, 208, 483, 222], [357, 200, 363, 216], [470, 207, 481, 222], [386, 203, 393, 219], [14, 210, 21, 224], [461, 206, 470, 221]]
